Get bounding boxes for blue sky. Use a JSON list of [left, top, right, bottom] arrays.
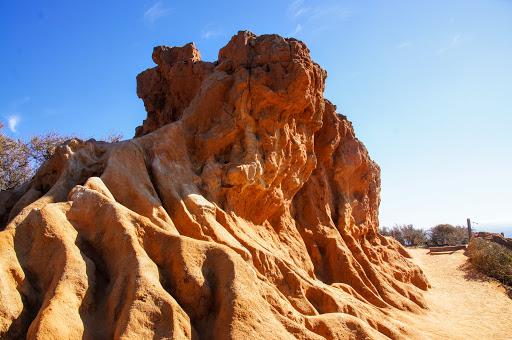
[[1, 0, 511, 236]]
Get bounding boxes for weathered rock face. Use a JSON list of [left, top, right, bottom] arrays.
[[0, 31, 429, 339], [473, 232, 512, 251]]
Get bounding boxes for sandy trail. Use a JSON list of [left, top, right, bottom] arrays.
[[392, 248, 512, 339]]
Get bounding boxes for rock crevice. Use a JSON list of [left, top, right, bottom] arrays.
[[0, 31, 429, 339]]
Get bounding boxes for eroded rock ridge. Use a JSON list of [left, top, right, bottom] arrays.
[[0, 31, 429, 339]]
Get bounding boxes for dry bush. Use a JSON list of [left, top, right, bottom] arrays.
[[0, 126, 72, 191], [380, 223, 471, 247], [400, 224, 428, 246], [0, 123, 32, 190], [429, 224, 469, 246], [379, 224, 427, 246], [467, 237, 512, 286], [0, 123, 123, 191], [27, 131, 72, 164], [102, 131, 124, 143]]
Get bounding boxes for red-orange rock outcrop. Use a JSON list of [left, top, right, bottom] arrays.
[[0, 31, 429, 339], [473, 232, 512, 251]]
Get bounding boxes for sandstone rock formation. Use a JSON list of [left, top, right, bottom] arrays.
[[473, 232, 512, 251], [0, 31, 429, 339]]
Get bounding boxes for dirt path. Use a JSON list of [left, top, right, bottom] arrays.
[[392, 248, 512, 339]]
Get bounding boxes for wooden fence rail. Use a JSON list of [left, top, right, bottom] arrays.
[[428, 245, 466, 254]]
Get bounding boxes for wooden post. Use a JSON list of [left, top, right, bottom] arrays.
[[467, 218, 472, 241]]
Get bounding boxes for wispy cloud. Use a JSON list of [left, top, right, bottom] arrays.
[[7, 115, 20, 133], [308, 6, 352, 22], [289, 0, 311, 18], [436, 34, 462, 54], [13, 96, 31, 107], [43, 108, 58, 116], [201, 24, 223, 39], [398, 41, 412, 48], [144, 2, 172, 24], [288, 24, 302, 37], [3, 97, 30, 133], [288, 0, 353, 33]]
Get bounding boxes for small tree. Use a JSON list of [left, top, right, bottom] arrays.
[[429, 224, 469, 246], [392, 227, 405, 245], [103, 131, 123, 143], [379, 225, 404, 244], [379, 226, 392, 237], [0, 123, 32, 190], [26, 131, 72, 164], [400, 224, 427, 246], [0, 123, 123, 191], [379, 224, 427, 246]]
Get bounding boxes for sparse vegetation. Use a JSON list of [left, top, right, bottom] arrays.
[[379, 224, 427, 246], [379, 223, 470, 247], [0, 122, 123, 191], [467, 237, 512, 286], [429, 224, 469, 246]]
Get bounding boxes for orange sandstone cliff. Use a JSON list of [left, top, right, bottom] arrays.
[[0, 31, 429, 339]]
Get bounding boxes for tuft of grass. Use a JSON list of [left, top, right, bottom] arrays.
[[467, 237, 512, 286]]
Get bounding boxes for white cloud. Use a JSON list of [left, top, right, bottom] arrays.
[[436, 34, 462, 54], [289, 24, 302, 37], [201, 24, 223, 39], [288, 0, 353, 32], [10, 96, 30, 110], [43, 108, 58, 116], [3, 97, 29, 133], [308, 6, 352, 22], [144, 2, 172, 24], [398, 41, 412, 48], [289, 0, 310, 18], [286, 1, 352, 37], [8, 115, 20, 133], [294, 7, 309, 18]]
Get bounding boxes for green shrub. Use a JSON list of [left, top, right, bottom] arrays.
[[467, 237, 512, 286], [379, 224, 427, 246], [429, 224, 469, 246]]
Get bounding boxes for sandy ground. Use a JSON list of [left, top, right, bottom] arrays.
[[392, 248, 512, 340]]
